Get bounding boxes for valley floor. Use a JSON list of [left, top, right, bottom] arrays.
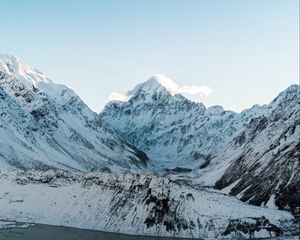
[[0, 171, 299, 239]]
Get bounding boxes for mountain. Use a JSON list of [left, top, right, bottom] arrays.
[[99, 75, 260, 171], [100, 76, 221, 170], [0, 54, 148, 172], [0, 54, 299, 237], [215, 85, 300, 221], [100, 76, 300, 221]]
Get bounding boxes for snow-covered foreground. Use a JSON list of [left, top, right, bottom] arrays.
[[0, 171, 298, 239]]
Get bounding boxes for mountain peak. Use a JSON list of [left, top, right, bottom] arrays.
[[0, 54, 81, 107], [0, 54, 21, 65], [0, 53, 51, 85], [127, 74, 172, 97], [269, 84, 299, 108]]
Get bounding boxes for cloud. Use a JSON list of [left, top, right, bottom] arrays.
[[108, 91, 128, 102], [108, 74, 213, 103], [153, 74, 212, 97]]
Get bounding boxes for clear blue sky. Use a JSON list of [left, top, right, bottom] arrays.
[[1, 0, 299, 112]]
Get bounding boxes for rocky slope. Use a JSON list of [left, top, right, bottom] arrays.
[[0, 170, 298, 239], [215, 85, 300, 221], [0, 54, 148, 172]]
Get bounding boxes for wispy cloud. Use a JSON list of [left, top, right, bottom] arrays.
[[108, 92, 128, 102], [153, 74, 212, 97]]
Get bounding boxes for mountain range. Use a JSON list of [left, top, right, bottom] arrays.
[[0, 54, 299, 238], [100, 74, 300, 222]]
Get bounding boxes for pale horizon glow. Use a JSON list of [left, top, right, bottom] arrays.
[[0, 0, 298, 112]]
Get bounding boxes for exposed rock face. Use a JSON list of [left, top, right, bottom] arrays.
[[215, 85, 300, 222], [0, 55, 148, 172]]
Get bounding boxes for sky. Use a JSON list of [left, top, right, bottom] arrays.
[[0, 0, 299, 112]]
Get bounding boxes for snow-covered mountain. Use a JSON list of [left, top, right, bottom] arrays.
[[100, 76, 300, 221], [100, 76, 297, 171], [0, 55, 299, 238], [0, 54, 148, 172], [100, 76, 220, 170]]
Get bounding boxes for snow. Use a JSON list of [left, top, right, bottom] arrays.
[[100, 76, 252, 171], [0, 54, 299, 239], [265, 195, 278, 210], [0, 54, 148, 172], [126, 74, 212, 99], [0, 171, 296, 239], [100, 78, 299, 189], [99, 77, 300, 233], [127, 76, 167, 96], [0, 220, 32, 229]]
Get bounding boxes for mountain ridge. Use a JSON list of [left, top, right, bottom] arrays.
[[0, 54, 149, 171], [100, 76, 299, 171]]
